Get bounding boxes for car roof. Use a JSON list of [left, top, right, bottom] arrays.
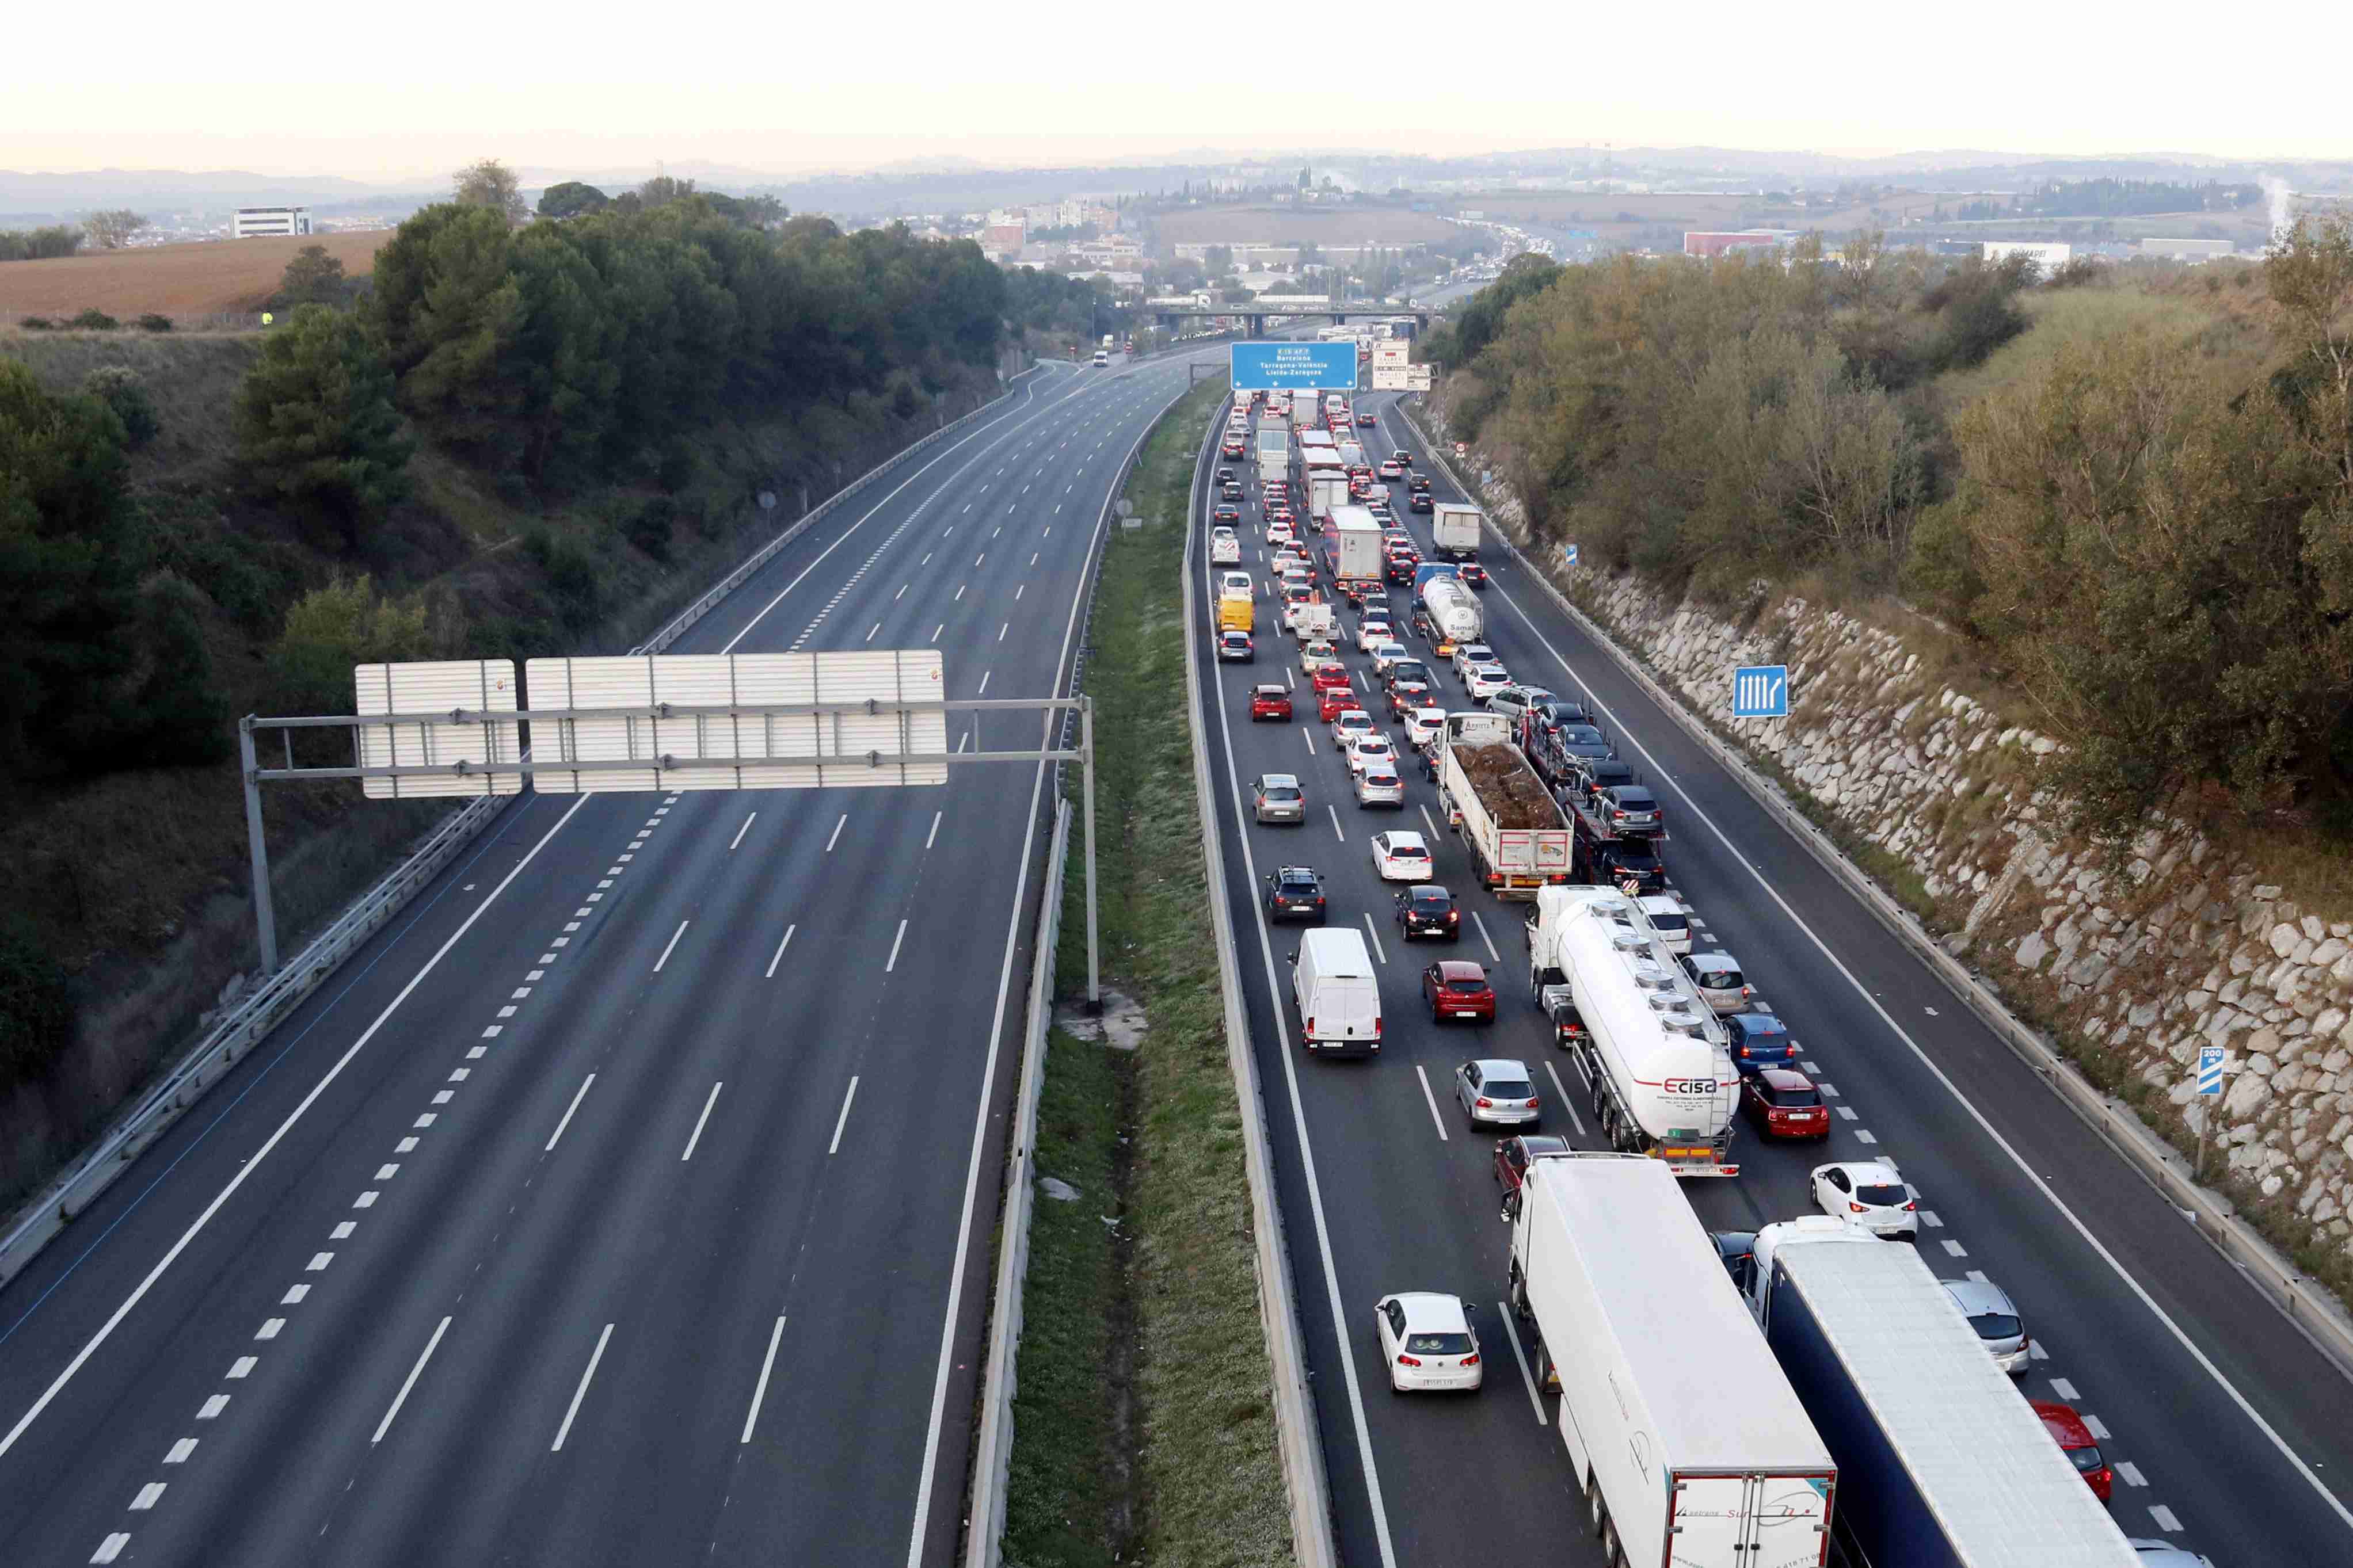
[[1406, 884, 1450, 898], [1273, 864, 1318, 879], [2032, 1401, 2095, 1445], [1825, 1159, 1903, 1185], [1385, 1291, 1470, 1333], [1516, 1134, 1571, 1156], [1254, 683, 1286, 695], [1689, 951, 1739, 967], [1261, 772, 1298, 787], [1753, 1067, 1812, 1091], [1940, 1276, 2016, 1315], [1381, 830, 1427, 850], [1638, 895, 1682, 913], [1729, 1012, 1788, 1034], [1468, 1056, 1528, 1077], [1436, 960, 1487, 980]]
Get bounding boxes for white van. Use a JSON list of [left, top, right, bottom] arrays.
[[1292, 928, 1382, 1054]]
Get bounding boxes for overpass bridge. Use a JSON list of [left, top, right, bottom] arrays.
[[1145, 304, 1434, 335]]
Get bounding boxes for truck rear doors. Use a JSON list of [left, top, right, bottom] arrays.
[[1669, 1471, 1834, 1568]]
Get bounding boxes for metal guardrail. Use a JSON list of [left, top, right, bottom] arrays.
[[0, 360, 1049, 1289], [1394, 397, 2353, 1383]]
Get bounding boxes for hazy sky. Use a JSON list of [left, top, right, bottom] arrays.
[[8, 2, 2347, 177]]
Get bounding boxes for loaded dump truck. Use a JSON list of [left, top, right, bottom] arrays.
[[1435, 711, 1570, 898], [1525, 886, 1738, 1174], [1415, 563, 1484, 644], [1510, 1154, 1837, 1568], [1731, 1221, 2139, 1568]]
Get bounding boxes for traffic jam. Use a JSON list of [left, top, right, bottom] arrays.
[[1197, 382, 2207, 1568]]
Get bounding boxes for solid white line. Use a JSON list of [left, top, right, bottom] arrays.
[[829, 1077, 861, 1155], [826, 814, 847, 852], [546, 1074, 595, 1152], [653, 920, 690, 973], [1544, 1059, 1587, 1136], [1470, 910, 1502, 964], [1418, 802, 1442, 838], [1496, 1302, 1548, 1425], [765, 925, 796, 978], [1486, 543, 2353, 1532], [1362, 913, 1387, 964], [886, 918, 908, 972], [1414, 1065, 1450, 1142], [740, 1316, 787, 1443], [680, 1082, 723, 1161], [926, 811, 943, 849], [372, 1315, 451, 1444], [729, 812, 757, 850], [550, 1323, 614, 1451], [0, 793, 595, 1463]]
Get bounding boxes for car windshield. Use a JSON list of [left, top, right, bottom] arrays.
[[1447, 978, 1491, 995], [1560, 725, 1605, 744], [1614, 848, 1661, 871], [1410, 890, 1450, 908], [1768, 1086, 1819, 1108], [1392, 844, 1428, 859], [1403, 1332, 1475, 1355], [1262, 786, 1300, 802], [2065, 1443, 2106, 1473], [1616, 789, 1658, 809], [1696, 960, 1738, 983], [1971, 1312, 2025, 1340], [1856, 1184, 1907, 1205], [1482, 1077, 1531, 1097], [1277, 876, 1315, 892], [1651, 911, 1689, 932]]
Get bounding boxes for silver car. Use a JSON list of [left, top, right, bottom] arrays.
[[1254, 772, 1306, 824], [1456, 1058, 1540, 1128], [1940, 1276, 2031, 1374], [1681, 952, 1753, 1013]]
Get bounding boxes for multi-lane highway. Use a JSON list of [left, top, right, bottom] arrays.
[[1189, 389, 2353, 1566], [0, 344, 1233, 1568]]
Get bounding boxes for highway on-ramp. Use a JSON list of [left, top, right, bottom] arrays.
[[0, 345, 1230, 1568], [1189, 388, 2353, 1566]]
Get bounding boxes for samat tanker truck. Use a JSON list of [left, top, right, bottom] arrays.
[[1525, 886, 1739, 1174], [1727, 1220, 2140, 1568], [1434, 711, 1571, 898], [1509, 1154, 1837, 1568], [1414, 563, 1484, 644]]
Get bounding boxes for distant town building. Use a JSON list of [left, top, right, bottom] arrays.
[[981, 222, 1026, 260], [233, 205, 312, 239], [1683, 230, 1798, 259], [1982, 241, 2072, 269], [2139, 236, 2236, 261]]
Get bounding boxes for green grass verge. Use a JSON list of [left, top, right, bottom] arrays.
[[1005, 373, 1294, 1568]]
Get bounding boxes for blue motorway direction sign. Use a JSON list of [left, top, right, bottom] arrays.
[[1231, 341, 1357, 391], [1732, 664, 1790, 718]]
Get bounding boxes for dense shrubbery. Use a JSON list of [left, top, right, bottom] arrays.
[[1440, 219, 2353, 837], [0, 225, 83, 261]]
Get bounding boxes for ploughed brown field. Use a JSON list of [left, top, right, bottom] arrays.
[[0, 231, 393, 318]]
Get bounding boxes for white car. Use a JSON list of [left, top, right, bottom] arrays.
[[1266, 520, 1294, 547], [1464, 663, 1511, 701], [1811, 1161, 1919, 1241], [1356, 763, 1404, 807], [1218, 570, 1253, 598], [1639, 895, 1693, 956], [1356, 618, 1396, 654], [1404, 708, 1446, 750], [1343, 733, 1398, 777], [1452, 643, 1494, 681], [1369, 640, 1410, 674], [1299, 637, 1340, 674], [1209, 531, 1240, 566], [1680, 952, 1752, 1013], [1371, 830, 1434, 881], [1330, 709, 1375, 747], [1372, 1291, 1483, 1393]]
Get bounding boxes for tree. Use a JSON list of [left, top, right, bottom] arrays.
[[368, 203, 522, 455], [537, 181, 610, 220], [451, 158, 527, 224], [268, 575, 437, 715], [273, 242, 348, 308], [638, 174, 697, 207], [82, 209, 147, 249], [234, 303, 412, 545]]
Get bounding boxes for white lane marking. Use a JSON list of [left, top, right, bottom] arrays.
[[550, 1323, 614, 1452], [1361, 914, 1387, 964], [1486, 562, 2353, 1530], [867, 623, 880, 643], [1943, 1239, 1969, 1257], [760, 922, 797, 978], [2149, 1505, 2183, 1532], [1015, 584, 1023, 601], [1853, 1128, 1878, 1144], [1414, 1065, 1450, 1142], [741, 1315, 788, 1443], [977, 670, 991, 695], [829, 1077, 861, 1155], [226, 1358, 254, 1380], [254, 1320, 281, 1340], [0, 792, 595, 1464], [886, 918, 909, 972], [546, 1074, 595, 1152], [974, 553, 986, 567], [1817, 1081, 1841, 1097], [164, 1437, 195, 1464], [1835, 1105, 1858, 1120], [2050, 1376, 2081, 1401], [1418, 803, 1441, 837], [372, 1315, 451, 1444], [92, 1533, 129, 1563], [130, 1483, 165, 1511], [999, 621, 1010, 642], [729, 812, 757, 850], [896, 585, 907, 601], [653, 920, 690, 973], [1470, 911, 1502, 964], [1328, 804, 1345, 841], [1497, 1303, 1548, 1425], [2116, 1461, 2146, 1489], [826, 814, 847, 852], [2085, 1412, 2113, 1440], [926, 811, 943, 850], [681, 1082, 724, 1161], [1919, 1208, 1943, 1228], [932, 623, 945, 643], [1301, 726, 1315, 754], [1541, 1060, 1587, 1135], [305, 1252, 332, 1272]]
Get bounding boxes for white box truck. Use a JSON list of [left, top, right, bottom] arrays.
[[1415, 564, 1484, 644], [1308, 471, 1351, 524], [1436, 711, 1571, 899], [1431, 502, 1482, 559], [1730, 1222, 2139, 1568], [1509, 1154, 1837, 1568], [1324, 506, 1384, 585], [1526, 887, 1739, 1174], [1289, 928, 1381, 1054]]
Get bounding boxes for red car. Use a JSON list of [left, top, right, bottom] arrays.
[[1492, 1134, 1571, 1216], [1310, 661, 1352, 695], [1739, 1068, 1830, 1139], [1422, 960, 1495, 1024], [1318, 686, 1355, 724], [1221, 440, 1244, 459], [1357, 411, 1377, 428], [1250, 684, 1292, 722], [1458, 563, 1488, 589], [2034, 1403, 2113, 1501]]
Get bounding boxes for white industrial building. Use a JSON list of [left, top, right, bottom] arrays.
[[233, 206, 313, 239], [1981, 240, 2071, 270]]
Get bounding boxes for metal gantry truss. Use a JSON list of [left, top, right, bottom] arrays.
[[238, 693, 1101, 1002]]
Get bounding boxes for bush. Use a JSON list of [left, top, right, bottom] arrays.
[[623, 497, 675, 562], [69, 308, 120, 331], [269, 575, 437, 715], [0, 913, 74, 1091], [523, 529, 604, 631], [135, 312, 173, 332], [83, 365, 160, 450], [19, 316, 55, 331]]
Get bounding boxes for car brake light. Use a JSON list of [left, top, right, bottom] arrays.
[[1373, 1016, 1383, 1037], [1849, 1202, 1867, 1213], [1446, 911, 1459, 922], [1475, 1097, 1493, 1108], [1305, 1017, 1313, 1033], [1395, 1353, 1421, 1367], [1903, 1200, 1918, 1211], [1460, 1353, 1480, 1367]]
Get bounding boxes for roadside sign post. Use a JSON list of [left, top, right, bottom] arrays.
[[1731, 665, 1791, 719], [2195, 1045, 2227, 1178], [1563, 543, 1581, 569]]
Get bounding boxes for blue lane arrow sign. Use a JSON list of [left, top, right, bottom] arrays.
[[2198, 1044, 2226, 1096], [1732, 664, 1790, 719]]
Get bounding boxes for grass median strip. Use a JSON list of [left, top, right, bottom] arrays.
[[1005, 375, 1292, 1567]]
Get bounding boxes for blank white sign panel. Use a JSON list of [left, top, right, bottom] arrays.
[[354, 660, 524, 798]]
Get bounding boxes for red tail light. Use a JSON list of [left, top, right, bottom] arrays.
[[1849, 1202, 1867, 1214], [1460, 1353, 1480, 1368], [1395, 1353, 1422, 1367], [1446, 911, 1459, 922], [1524, 1098, 1540, 1108], [1373, 1016, 1383, 1037], [1903, 1200, 1918, 1211], [1305, 1017, 1314, 1034], [1476, 1097, 1493, 1108]]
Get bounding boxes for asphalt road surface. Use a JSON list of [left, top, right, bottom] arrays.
[[1190, 390, 2353, 1567], [0, 344, 1235, 1568]]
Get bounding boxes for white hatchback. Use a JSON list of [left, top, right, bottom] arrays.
[[1343, 733, 1398, 777], [1464, 663, 1511, 701], [1639, 895, 1693, 956], [1372, 1292, 1483, 1393], [1811, 1161, 1919, 1241], [1404, 708, 1446, 750], [1371, 830, 1434, 881], [1357, 618, 1396, 654]]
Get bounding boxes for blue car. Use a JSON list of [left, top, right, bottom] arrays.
[[1723, 1012, 1798, 1075]]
